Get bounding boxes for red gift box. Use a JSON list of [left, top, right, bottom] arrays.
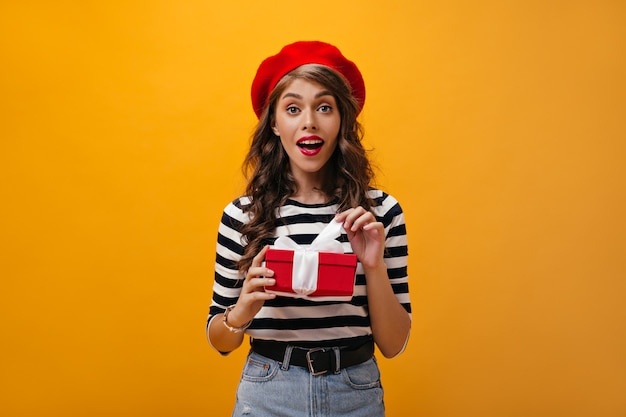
[[264, 247, 357, 300]]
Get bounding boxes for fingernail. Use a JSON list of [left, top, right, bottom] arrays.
[[267, 279, 276, 285]]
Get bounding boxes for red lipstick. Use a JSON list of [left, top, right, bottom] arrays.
[[296, 136, 324, 156]]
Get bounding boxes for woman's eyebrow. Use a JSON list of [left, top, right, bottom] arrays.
[[280, 90, 334, 100], [315, 90, 333, 98], [281, 92, 302, 100]]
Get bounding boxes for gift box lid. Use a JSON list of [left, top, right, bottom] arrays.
[[265, 248, 357, 267]]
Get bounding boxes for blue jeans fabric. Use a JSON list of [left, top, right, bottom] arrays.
[[232, 348, 385, 417]]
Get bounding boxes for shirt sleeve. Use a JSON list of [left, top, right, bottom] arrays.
[[206, 200, 249, 351], [373, 191, 412, 319], [377, 192, 412, 356]]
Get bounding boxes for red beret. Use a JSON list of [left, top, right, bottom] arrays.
[[251, 41, 366, 118]]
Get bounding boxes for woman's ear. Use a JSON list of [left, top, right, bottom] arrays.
[[271, 125, 280, 136]]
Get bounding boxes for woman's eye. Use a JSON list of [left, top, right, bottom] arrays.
[[286, 106, 299, 114], [318, 105, 332, 112]]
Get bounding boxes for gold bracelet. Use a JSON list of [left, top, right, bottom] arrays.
[[222, 305, 252, 333]]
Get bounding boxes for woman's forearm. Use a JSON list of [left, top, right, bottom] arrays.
[[207, 312, 246, 354]]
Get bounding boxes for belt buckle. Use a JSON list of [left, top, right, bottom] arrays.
[[305, 348, 328, 376]]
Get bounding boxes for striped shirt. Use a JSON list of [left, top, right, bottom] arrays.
[[207, 189, 411, 350]]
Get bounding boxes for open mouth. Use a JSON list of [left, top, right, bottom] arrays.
[[296, 136, 324, 156], [297, 138, 324, 150]]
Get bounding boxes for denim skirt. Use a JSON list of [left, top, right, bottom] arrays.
[[232, 349, 385, 417]]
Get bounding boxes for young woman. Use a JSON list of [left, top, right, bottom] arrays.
[[206, 41, 411, 416]]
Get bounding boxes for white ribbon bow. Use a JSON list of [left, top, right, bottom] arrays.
[[273, 219, 345, 296]]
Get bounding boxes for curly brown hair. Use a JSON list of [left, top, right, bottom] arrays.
[[236, 64, 375, 273]]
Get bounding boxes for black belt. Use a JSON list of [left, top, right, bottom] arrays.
[[250, 338, 374, 376]]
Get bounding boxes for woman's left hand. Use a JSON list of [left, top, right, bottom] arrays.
[[335, 207, 385, 269]]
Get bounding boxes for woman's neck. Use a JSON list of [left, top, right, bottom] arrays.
[[290, 171, 332, 205], [290, 187, 330, 205]]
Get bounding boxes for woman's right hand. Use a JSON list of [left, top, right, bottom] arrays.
[[226, 245, 276, 328]]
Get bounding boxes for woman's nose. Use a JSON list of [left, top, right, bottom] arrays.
[[301, 109, 317, 130]]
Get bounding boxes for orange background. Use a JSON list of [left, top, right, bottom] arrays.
[[1, 1, 625, 416]]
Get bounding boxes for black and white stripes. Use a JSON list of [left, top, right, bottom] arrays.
[[207, 189, 411, 348]]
